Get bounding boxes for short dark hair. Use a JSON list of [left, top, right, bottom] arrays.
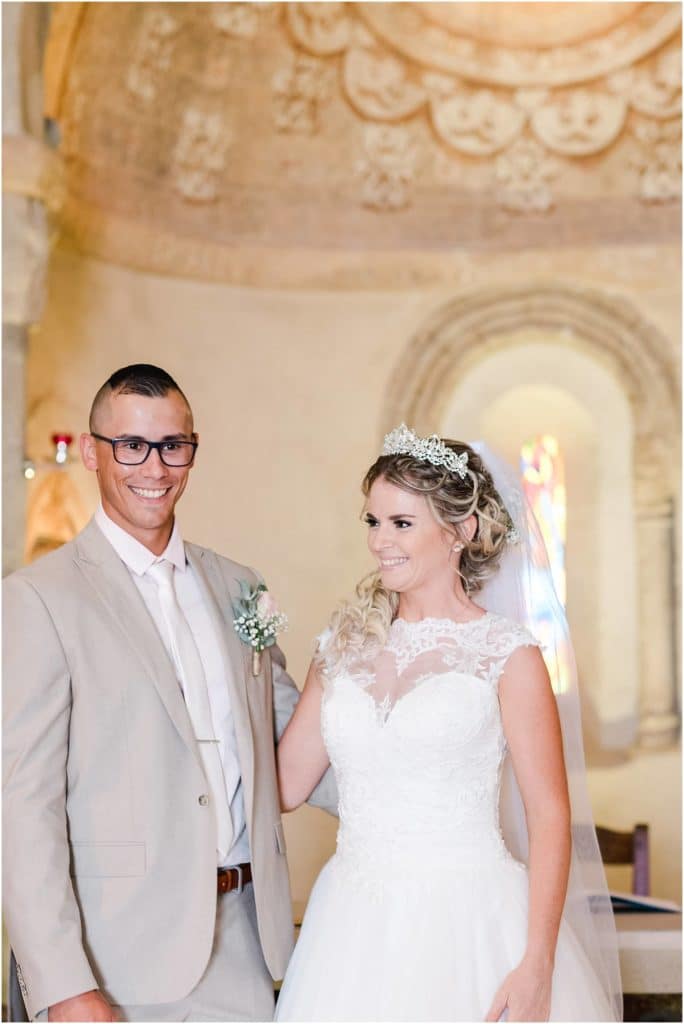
[[89, 364, 191, 431]]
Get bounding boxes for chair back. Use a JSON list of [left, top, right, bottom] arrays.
[[595, 822, 650, 896]]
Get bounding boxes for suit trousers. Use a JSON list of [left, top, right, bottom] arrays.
[[31, 885, 275, 1022]]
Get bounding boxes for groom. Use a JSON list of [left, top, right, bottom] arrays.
[[3, 364, 335, 1022]]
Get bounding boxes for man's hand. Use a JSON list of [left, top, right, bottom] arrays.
[[48, 990, 117, 1021]]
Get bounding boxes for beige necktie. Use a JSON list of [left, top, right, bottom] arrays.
[[148, 559, 234, 859]]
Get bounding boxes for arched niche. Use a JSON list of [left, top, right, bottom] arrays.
[[441, 336, 638, 751], [384, 283, 679, 748]]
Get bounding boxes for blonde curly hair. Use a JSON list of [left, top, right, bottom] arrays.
[[317, 440, 515, 673]]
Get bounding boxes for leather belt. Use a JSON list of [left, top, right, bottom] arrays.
[[217, 863, 252, 895]]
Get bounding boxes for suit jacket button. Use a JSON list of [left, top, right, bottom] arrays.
[[199, 794, 209, 806]]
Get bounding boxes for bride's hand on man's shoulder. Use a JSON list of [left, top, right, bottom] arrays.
[[484, 957, 552, 1022]]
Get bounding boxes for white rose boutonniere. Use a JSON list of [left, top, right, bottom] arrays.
[[232, 579, 289, 675]]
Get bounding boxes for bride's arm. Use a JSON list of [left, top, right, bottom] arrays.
[[485, 644, 572, 1023], [277, 659, 331, 812]]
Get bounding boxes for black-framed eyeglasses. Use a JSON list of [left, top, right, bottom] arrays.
[[91, 433, 198, 467]]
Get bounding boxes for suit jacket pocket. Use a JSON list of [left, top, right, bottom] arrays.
[[274, 821, 287, 855], [70, 841, 146, 878]]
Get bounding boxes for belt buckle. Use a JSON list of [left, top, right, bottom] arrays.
[[233, 864, 244, 894]]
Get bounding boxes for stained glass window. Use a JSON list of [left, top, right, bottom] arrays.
[[520, 435, 570, 693]]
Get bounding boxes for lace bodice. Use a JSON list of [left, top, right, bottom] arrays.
[[320, 613, 539, 885]]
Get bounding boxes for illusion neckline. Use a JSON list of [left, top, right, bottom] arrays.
[[391, 612, 492, 631]]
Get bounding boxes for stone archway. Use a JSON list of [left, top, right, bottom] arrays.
[[383, 282, 680, 748]]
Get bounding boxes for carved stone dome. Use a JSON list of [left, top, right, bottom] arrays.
[[45, 2, 681, 284]]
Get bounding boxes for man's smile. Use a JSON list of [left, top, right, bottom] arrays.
[[128, 485, 172, 500]]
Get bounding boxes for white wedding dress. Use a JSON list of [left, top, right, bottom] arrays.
[[275, 613, 614, 1022]]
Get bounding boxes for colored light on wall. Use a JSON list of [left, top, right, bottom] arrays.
[[520, 434, 570, 694]]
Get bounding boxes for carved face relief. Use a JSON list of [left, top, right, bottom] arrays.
[[344, 48, 426, 121], [630, 49, 682, 119], [531, 90, 627, 155], [432, 90, 525, 156], [287, 2, 351, 56]]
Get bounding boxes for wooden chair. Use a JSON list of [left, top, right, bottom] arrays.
[[596, 823, 650, 896]]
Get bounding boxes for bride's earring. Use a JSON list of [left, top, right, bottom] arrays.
[[449, 542, 470, 594], [449, 542, 464, 564], [448, 542, 463, 570]]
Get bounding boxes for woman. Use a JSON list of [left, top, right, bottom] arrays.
[[275, 427, 621, 1022]]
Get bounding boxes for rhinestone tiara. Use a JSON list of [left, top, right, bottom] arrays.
[[382, 424, 468, 479]]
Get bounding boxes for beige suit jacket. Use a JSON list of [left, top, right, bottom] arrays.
[[3, 519, 334, 1018]]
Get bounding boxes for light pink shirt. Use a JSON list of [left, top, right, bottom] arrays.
[[94, 504, 250, 867]]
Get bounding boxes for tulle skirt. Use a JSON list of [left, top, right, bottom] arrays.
[[275, 853, 614, 1022]]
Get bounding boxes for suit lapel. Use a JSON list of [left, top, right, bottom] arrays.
[[74, 520, 201, 769]]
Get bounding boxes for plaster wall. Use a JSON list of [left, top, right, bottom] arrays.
[[442, 339, 639, 739], [26, 237, 681, 903]]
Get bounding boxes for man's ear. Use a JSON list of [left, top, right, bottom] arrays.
[[80, 432, 98, 472]]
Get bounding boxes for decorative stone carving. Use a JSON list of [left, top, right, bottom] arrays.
[[629, 47, 681, 119], [344, 47, 426, 121], [495, 139, 559, 213], [287, 2, 351, 57], [272, 54, 330, 134], [42, 2, 682, 278], [125, 8, 179, 103], [421, 72, 461, 103], [531, 90, 627, 156], [631, 119, 682, 203], [358, 125, 415, 210], [357, 2, 680, 88], [432, 89, 525, 156], [171, 108, 230, 202], [419, 3, 641, 52], [513, 89, 551, 114], [210, 3, 260, 39], [630, 47, 679, 117]]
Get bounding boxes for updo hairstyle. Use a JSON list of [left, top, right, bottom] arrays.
[[316, 440, 515, 672]]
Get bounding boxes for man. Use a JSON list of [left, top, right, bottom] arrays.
[[3, 364, 335, 1021]]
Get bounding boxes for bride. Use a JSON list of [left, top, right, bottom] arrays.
[[275, 426, 621, 1022]]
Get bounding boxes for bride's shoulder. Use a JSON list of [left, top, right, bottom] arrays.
[[483, 612, 541, 654], [312, 624, 341, 683]]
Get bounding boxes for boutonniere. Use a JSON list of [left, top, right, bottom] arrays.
[[232, 580, 289, 675]]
